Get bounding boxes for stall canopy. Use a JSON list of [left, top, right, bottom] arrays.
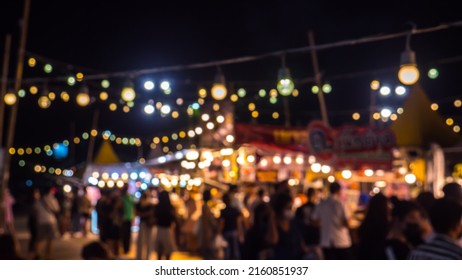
[[93, 140, 121, 164], [391, 83, 462, 148], [81, 140, 146, 183]]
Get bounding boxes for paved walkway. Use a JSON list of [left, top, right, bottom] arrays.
[[13, 216, 202, 260]]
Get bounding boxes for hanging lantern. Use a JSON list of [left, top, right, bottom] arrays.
[[4, 91, 17, 105], [121, 80, 136, 102], [76, 86, 90, 107], [211, 68, 227, 101]]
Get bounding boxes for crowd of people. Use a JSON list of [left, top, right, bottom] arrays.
[[1, 179, 462, 260], [85, 180, 462, 260]]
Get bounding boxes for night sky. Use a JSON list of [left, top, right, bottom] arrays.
[[1, 0, 462, 193]]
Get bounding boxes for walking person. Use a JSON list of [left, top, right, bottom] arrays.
[[154, 191, 177, 260], [59, 192, 73, 238], [136, 191, 155, 259], [313, 182, 352, 260], [107, 194, 124, 258], [242, 202, 278, 259], [155, 191, 176, 260], [35, 187, 61, 259], [70, 189, 81, 237], [95, 190, 112, 243], [198, 189, 219, 260], [1, 188, 16, 235], [218, 192, 244, 260], [295, 188, 322, 259], [27, 188, 41, 259], [357, 193, 390, 259], [271, 193, 304, 259], [79, 187, 93, 238], [181, 191, 199, 253], [120, 185, 136, 255]]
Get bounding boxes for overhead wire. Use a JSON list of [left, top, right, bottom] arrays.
[[19, 20, 462, 83]]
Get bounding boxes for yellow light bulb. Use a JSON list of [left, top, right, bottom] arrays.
[[211, 83, 227, 100], [76, 93, 90, 106], [121, 83, 136, 102], [398, 65, 420, 85], [4, 92, 17, 105]]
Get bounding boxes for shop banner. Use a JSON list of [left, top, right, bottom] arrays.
[[234, 123, 310, 153], [308, 121, 395, 169], [235, 121, 396, 169]]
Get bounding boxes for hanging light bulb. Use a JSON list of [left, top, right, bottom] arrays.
[[398, 28, 420, 85], [76, 85, 90, 106], [211, 67, 227, 101], [37, 84, 52, 108], [121, 79, 136, 102], [38, 95, 51, 109], [277, 55, 294, 96], [4, 89, 17, 105]]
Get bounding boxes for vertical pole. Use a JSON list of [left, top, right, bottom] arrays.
[[283, 97, 291, 127], [137, 145, 143, 161], [0, 34, 12, 233], [0, 34, 12, 148], [69, 121, 76, 165], [369, 89, 376, 126], [308, 31, 329, 126], [86, 109, 100, 166], [1, 0, 31, 231]]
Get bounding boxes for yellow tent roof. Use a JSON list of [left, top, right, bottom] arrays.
[[391, 83, 462, 148], [93, 140, 121, 164]]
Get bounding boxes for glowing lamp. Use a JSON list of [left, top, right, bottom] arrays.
[[38, 96, 51, 109], [4, 92, 17, 105], [398, 63, 420, 85], [121, 80, 136, 102], [398, 39, 419, 85], [277, 67, 294, 96], [211, 70, 227, 101], [404, 173, 417, 184], [76, 93, 90, 107]]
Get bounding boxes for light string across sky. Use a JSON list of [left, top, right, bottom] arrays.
[[2, 20, 462, 159], [13, 20, 462, 83]]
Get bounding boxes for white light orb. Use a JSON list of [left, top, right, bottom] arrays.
[[144, 104, 155, 114], [404, 173, 417, 184], [144, 80, 155, 90], [395, 86, 406, 96], [216, 115, 225, 123], [185, 150, 199, 161], [379, 86, 391, 96], [160, 81, 170, 91], [364, 169, 374, 177], [380, 108, 392, 118], [311, 163, 322, 173], [341, 170, 352, 179], [222, 159, 231, 168], [226, 135, 234, 143], [273, 155, 282, 164], [283, 156, 292, 165], [160, 105, 171, 115], [321, 165, 331, 174], [201, 114, 210, 122]]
